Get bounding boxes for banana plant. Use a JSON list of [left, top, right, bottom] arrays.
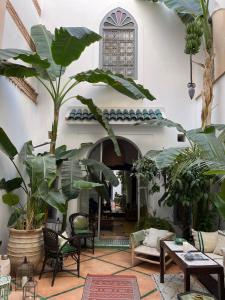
[[139, 118, 225, 219], [0, 128, 106, 229], [0, 25, 155, 156], [146, 0, 213, 129]]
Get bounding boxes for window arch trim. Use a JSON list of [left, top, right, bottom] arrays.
[[99, 7, 138, 79]]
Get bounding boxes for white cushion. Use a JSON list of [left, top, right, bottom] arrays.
[[143, 228, 169, 248], [214, 230, 225, 255], [58, 231, 68, 248], [205, 252, 223, 260], [191, 229, 218, 253], [134, 245, 160, 257]]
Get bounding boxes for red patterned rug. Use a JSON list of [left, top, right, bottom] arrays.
[[81, 274, 141, 300]]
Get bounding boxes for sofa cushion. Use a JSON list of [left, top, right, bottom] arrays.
[[192, 229, 218, 253], [134, 245, 160, 257], [73, 215, 89, 233], [214, 230, 225, 256], [143, 228, 170, 248]]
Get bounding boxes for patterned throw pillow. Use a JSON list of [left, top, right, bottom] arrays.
[[73, 216, 89, 231], [191, 229, 218, 253], [213, 230, 225, 255]]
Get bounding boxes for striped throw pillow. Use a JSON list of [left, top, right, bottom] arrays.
[[191, 229, 218, 253]]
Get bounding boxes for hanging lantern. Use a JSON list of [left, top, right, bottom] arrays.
[[187, 54, 196, 99], [23, 277, 37, 300], [16, 257, 34, 290]]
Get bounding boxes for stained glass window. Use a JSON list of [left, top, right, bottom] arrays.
[[100, 8, 137, 79]]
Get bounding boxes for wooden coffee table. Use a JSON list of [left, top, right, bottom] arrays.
[[160, 240, 224, 300]]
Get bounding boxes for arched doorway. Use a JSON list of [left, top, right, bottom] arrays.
[[87, 137, 140, 239]]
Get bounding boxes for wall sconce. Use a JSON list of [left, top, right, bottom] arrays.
[[187, 54, 196, 99]]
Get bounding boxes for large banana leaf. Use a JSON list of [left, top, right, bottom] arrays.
[[0, 49, 32, 60], [81, 159, 119, 186], [52, 27, 101, 67], [44, 191, 66, 213], [162, 0, 202, 23], [0, 62, 38, 78], [153, 147, 187, 169], [0, 128, 18, 159], [187, 129, 225, 162], [31, 25, 63, 78], [74, 69, 155, 100], [19, 141, 34, 162], [56, 143, 93, 161], [25, 155, 56, 192], [61, 159, 83, 200], [72, 180, 103, 190], [135, 118, 186, 133], [0, 178, 22, 192], [0, 49, 50, 69], [77, 96, 120, 156]]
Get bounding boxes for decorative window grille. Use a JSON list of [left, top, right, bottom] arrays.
[[100, 8, 138, 79]]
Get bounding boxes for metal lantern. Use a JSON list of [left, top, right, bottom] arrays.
[[16, 257, 34, 290], [23, 277, 37, 300]]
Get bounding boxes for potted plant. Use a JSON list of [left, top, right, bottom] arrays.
[[0, 130, 67, 270]]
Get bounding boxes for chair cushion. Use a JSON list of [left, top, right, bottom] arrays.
[[58, 231, 68, 248], [214, 230, 225, 255], [143, 228, 170, 248], [192, 229, 218, 253], [61, 243, 77, 254], [73, 216, 89, 233], [134, 245, 160, 257]]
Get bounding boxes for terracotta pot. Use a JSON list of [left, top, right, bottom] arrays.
[[7, 227, 43, 272]]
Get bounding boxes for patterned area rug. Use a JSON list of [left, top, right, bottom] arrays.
[[81, 274, 141, 300], [152, 273, 208, 300]]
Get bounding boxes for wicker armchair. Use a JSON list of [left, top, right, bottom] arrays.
[[69, 212, 96, 254], [39, 228, 80, 286]]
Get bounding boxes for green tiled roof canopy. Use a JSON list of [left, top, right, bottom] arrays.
[[67, 108, 163, 121]]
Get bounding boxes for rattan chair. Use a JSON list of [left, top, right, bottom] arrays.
[[69, 212, 96, 254], [39, 228, 80, 286]]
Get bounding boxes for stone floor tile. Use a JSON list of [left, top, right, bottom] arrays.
[[142, 290, 161, 299], [49, 287, 84, 300], [81, 247, 121, 258], [36, 274, 85, 297], [131, 262, 160, 275], [79, 258, 124, 277], [100, 250, 132, 267]]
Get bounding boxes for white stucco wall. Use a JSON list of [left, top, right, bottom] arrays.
[[0, 0, 51, 252]]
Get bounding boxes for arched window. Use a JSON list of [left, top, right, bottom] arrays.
[[100, 7, 138, 79]]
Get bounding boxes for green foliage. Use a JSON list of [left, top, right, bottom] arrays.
[[137, 212, 174, 232]]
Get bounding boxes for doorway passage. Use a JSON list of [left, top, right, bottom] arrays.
[[88, 137, 140, 239]]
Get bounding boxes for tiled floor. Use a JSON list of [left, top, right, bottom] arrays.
[[9, 248, 180, 299]]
